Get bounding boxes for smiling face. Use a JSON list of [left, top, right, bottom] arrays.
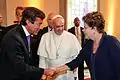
[[53, 17, 64, 35]]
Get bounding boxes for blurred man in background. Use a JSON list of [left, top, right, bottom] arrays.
[[6, 6, 25, 32], [41, 13, 56, 35], [68, 17, 85, 80], [0, 13, 6, 52]]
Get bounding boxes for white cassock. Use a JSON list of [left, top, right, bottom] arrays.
[[37, 30, 81, 80]]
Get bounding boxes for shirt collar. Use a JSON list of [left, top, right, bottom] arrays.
[[21, 25, 30, 36], [75, 26, 80, 29], [48, 26, 52, 31]]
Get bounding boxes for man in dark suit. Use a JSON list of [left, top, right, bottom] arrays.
[[68, 17, 85, 47], [0, 7, 54, 80], [6, 6, 42, 67], [68, 17, 85, 80], [42, 13, 56, 35]]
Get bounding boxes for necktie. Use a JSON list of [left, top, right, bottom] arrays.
[[27, 35, 30, 52]]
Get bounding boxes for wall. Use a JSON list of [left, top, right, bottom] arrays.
[[42, 0, 59, 27], [59, 0, 68, 30], [6, 0, 26, 26], [99, 0, 120, 40], [0, 0, 7, 26], [2, 0, 120, 40], [113, 0, 120, 40], [6, 0, 59, 27]]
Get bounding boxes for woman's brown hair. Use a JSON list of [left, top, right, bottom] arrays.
[[82, 11, 105, 33]]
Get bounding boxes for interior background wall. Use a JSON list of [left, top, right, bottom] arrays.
[[0, 0, 7, 26], [99, 0, 120, 40], [0, 0, 120, 40], [6, 0, 59, 27]]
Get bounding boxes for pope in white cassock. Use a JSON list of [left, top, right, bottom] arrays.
[[37, 15, 82, 80]]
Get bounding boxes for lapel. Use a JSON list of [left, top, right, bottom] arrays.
[[44, 26, 48, 32], [42, 26, 49, 35], [85, 39, 93, 62], [17, 25, 29, 52], [94, 33, 107, 54], [85, 33, 106, 57], [73, 27, 75, 35], [46, 26, 49, 32]]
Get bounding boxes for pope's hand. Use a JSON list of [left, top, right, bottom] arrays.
[[44, 68, 55, 76]]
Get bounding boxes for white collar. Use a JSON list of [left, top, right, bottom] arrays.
[[21, 25, 30, 36], [48, 26, 52, 31]]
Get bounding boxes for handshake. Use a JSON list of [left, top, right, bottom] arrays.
[[41, 65, 69, 80]]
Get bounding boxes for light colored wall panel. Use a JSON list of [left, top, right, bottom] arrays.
[[0, 0, 7, 26], [6, 0, 59, 27], [99, 0, 120, 40]]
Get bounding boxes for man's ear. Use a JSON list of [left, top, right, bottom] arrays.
[[26, 20, 31, 26], [26, 20, 29, 24]]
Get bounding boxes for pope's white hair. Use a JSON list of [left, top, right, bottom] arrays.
[[52, 15, 64, 20]]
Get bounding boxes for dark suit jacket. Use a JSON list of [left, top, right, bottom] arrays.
[[30, 26, 49, 67], [0, 24, 18, 49], [68, 27, 85, 47], [41, 26, 49, 35], [6, 24, 18, 32], [66, 34, 120, 80], [6, 24, 42, 67], [30, 30, 42, 67], [0, 26, 5, 44], [0, 25, 44, 80], [68, 26, 85, 80], [0, 26, 7, 51]]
